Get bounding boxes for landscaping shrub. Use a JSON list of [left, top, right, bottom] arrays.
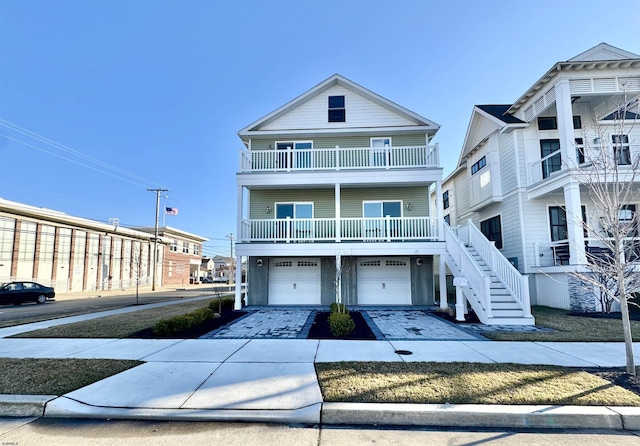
[[328, 311, 355, 337], [330, 302, 349, 314], [208, 296, 235, 312], [153, 307, 216, 337]]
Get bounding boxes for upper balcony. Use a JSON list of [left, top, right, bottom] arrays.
[[240, 216, 440, 244], [527, 142, 640, 197], [239, 144, 439, 173]]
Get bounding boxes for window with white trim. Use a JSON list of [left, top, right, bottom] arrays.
[[328, 95, 345, 122]]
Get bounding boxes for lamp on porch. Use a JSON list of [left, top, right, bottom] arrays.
[[266, 206, 272, 214]]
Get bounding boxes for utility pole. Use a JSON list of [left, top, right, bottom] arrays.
[[148, 187, 169, 291], [227, 233, 235, 286]]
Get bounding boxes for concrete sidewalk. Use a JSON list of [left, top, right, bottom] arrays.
[[1, 305, 640, 429], [1, 336, 640, 428]]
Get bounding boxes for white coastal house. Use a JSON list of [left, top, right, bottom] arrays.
[[441, 43, 640, 313], [232, 74, 534, 325]]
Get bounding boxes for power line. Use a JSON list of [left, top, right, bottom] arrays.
[[0, 118, 163, 187]]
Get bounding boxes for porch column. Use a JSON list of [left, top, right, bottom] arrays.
[[335, 183, 341, 242], [453, 277, 467, 322], [234, 254, 242, 310], [439, 256, 448, 309], [237, 185, 244, 242], [336, 253, 342, 304], [554, 79, 576, 169], [435, 180, 444, 240], [564, 182, 587, 265]]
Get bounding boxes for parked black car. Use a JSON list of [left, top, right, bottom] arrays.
[[200, 277, 213, 284], [0, 281, 55, 305]]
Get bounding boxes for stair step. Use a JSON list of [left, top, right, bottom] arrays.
[[491, 302, 521, 310]]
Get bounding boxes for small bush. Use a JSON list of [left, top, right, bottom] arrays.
[[330, 302, 349, 314], [208, 296, 235, 312], [153, 307, 216, 337], [328, 311, 355, 337]]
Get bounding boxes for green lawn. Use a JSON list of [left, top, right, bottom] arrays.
[[484, 306, 640, 341], [316, 362, 640, 406], [0, 358, 142, 395]]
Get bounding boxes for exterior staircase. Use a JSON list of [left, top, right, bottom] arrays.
[[443, 221, 535, 325]]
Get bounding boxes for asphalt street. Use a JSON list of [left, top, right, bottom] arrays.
[[1, 418, 640, 445], [0, 286, 224, 326]]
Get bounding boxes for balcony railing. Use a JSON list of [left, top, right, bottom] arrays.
[[239, 144, 439, 173], [528, 143, 640, 185], [240, 217, 440, 242]]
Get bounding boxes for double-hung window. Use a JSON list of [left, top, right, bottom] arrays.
[[443, 190, 450, 209], [540, 139, 561, 179], [328, 95, 345, 122], [612, 135, 631, 165]]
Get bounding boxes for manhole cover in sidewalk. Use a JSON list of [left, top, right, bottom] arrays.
[[394, 350, 413, 355]]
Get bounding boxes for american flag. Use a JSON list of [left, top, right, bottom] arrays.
[[165, 207, 179, 216]]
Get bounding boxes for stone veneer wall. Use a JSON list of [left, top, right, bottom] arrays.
[[567, 274, 597, 313]]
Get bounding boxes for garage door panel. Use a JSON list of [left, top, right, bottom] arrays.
[[358, 257, 411, 305], [269, 258, 321, 305]]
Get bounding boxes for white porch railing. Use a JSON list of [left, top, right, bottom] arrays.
[[240, 217, 439, 242], [528, 143, 640, 185], [239, 144, 439, 172], [462, 220, 531, 317], [443, 223, 493, 321]]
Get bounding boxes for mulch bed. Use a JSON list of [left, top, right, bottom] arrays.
[[569, 311, 640, 321], [588, 369, 640, 397], [430, 309, 481, 324], [307, 311, 376, 340], [128, 310, 247, 339]]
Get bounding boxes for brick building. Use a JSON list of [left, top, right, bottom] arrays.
[[0, 198, 207, 293]]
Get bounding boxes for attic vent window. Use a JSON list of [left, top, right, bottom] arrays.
[[328, 95, 345, 122]]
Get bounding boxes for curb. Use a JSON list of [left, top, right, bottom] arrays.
[[3, 395, 640, 431], [0, 395, 57, 417], [321, 402, 640, 431]]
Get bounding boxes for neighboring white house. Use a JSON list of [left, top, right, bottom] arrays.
[[440, 43, 640, 313], [233, 74, 534, 325]]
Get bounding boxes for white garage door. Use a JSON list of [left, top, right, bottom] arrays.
[[357, 257, 411, 305], [269, 258, 321, 305]]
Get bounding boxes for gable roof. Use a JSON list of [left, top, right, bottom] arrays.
[[238, 74, 440, 143], [476, 105, 525, 124], [457, 105, 527, 167], [508, 43, 640, 115]]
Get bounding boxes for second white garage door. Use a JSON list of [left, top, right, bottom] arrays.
[[357, 257, 411, 305], [269, 258, 321, 305]]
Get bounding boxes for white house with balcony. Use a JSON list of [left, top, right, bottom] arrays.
[[440, 43, 640, 313], [233, 74, 534, 325]]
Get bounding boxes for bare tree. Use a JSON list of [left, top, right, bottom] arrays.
[[130, 243, 145, 305], [569, 94, 640, 374]]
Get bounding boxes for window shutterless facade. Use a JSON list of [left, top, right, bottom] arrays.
[[275, 141, 313, 169], [537, 116, 558, 130], [328, 95, 345, 122], [549, 205, 588, 242], [471, 156, 486, 175], [612, 134, 631, 165], [575, 138, 585, 164], [540, 139, 561, 179], [443, 190, 450, 209], [480, 215, 502, 249]]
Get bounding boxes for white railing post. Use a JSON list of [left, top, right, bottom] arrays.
[[285, 217, 291, 243], [335, 145, 340, 170], [484, 277, 493, 318], [521, 275, 532, 317]]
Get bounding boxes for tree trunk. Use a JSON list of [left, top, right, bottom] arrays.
[[619, 294, 636, 375]]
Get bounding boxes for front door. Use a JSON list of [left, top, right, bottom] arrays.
[[276, 142, 313, 169]]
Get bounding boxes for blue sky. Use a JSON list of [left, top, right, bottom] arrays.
[[1, 0, 639, 258]]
